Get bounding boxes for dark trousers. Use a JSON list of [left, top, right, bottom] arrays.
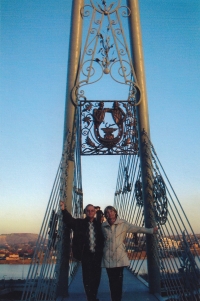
[[106, 267, 124, 301], [82, 252, 102, 301]]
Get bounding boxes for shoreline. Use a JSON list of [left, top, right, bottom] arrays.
[[0, 259, 32, 264]]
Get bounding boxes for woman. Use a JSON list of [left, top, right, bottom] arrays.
[[101, 206, 158, 301]]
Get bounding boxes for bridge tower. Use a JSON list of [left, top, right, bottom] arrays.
[[127, 0, 160, 294], [57, 0, 160, 297], [56, 0, 84, 297], [20, 2, 200, 300]]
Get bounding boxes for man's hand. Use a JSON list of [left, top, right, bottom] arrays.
[[60, 201, 65, 211], [153, 226, 158, 234]]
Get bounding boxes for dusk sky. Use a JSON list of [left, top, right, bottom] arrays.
[[1, 0, 200, 234]]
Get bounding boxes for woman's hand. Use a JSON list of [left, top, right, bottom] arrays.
[[153, 226, 158, 234]]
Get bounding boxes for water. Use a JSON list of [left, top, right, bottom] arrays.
[[129, 256, 200, 275], [0, 264, 31, 280], [0, 257, 199, 279]]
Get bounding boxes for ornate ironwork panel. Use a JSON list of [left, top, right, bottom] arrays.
[[134, 179, 143, 207], [80, 100, 138, 155], [153, 175, 168, 225], [115, 166, 132, 195], [133, 164, 168, 224], [68, 0, 142, 155], [179, 231, 200, 297], [122, 167, 132, 193], [72, 0, 141, 105]]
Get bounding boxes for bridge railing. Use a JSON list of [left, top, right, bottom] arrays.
[[114, 131, 200, 301], [21, 113, 83, 301]]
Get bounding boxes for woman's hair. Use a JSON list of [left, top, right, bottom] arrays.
[[104, 206, 118, 218]]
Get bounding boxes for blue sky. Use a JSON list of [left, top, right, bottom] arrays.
[[1, 0, 200, 234]]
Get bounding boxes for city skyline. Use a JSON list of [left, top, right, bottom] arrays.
[[1, 0, 200, 234]]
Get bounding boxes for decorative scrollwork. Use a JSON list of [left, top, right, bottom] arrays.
[[73, 0, 141, 106], [81, 4, 93, 18], [90, 0, 120, 15], [153, 175, 168, 225], [118, 5, 131, 18], [81, 100, 138, 155]]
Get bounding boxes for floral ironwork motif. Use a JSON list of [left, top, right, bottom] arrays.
[[95, 31, 117, 74], [153, 175, 168, 225], [134, 167, 168, 225], [134, 179, 143, 206], [81, 100, 138, 155], [122, 167, 132, 193]]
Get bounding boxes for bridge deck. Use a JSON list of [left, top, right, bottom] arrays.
[[60, 265, 162, 301]]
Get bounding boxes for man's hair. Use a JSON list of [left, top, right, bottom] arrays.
[[84, 204, 95, 213], [104, 206, 118, 218]]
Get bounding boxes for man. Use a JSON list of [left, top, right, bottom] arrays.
[[60, 201, 104, 301], [95, 206, 104, 223], [102, 205, 158, 301]]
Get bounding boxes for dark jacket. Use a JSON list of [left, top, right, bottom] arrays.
[[62, 209, 104, 261]]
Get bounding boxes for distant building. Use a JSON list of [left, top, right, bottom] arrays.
[[6, 254, 19, 260], [159, 237, 180, 250], [191, 243, 200, 249]]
